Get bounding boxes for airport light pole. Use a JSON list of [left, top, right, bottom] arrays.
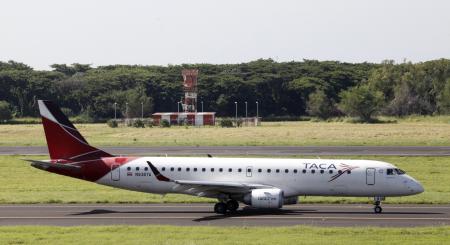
[[177, 101, 180, 124], [114, 102, 117, 120], [256, 101, 259, 126], [235, 101, 238, 127], [125, 102, 128, 120], [245, 101, 248, 126]]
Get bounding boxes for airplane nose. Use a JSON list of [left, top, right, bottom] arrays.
[[409, 180, 424, 194], [415, 182, 424, 194], [403, 175, 424, 195]]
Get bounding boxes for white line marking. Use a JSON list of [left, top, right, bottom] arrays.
[[69, 150, 102, 160], [0, 205, 448, 209], [0, 216, 449, 221]]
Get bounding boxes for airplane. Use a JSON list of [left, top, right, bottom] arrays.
[[26, 100, 424, 214]]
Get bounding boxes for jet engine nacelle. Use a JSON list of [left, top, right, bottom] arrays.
[[243, 188, 284, 208]]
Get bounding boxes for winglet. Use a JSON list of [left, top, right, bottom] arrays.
[[147, 161, 171, 182]]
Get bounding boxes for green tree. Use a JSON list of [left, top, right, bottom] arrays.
[[338, 85, 384, 122], [2, 59, 449, 119], [50, 63, 91, 76], [306, 90, 335, 119], [437, 79, 450, 114], [124, 87, 154, 118], [50, 64, 76, 76], [0, 101, 12, 121]]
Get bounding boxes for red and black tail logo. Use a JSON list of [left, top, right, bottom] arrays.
[[38, 100, 113, 161]]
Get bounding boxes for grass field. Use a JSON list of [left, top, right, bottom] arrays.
[[0, 225, 448, 245], [2, 116, 450, 147], [1, 155, 448, 204]]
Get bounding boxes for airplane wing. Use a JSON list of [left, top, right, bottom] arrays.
[[171, 180, 273, 197], [147, 161, 273, 197]]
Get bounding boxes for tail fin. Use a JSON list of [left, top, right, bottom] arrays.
[[38, 100, 113, 161]]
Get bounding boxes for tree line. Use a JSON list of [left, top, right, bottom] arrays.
[[0, 59, 449, 122]]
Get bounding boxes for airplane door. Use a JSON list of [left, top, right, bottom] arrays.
[[111, 164, 120, 181], [366, 168, 375, 185], [246, 166, 253, 177]]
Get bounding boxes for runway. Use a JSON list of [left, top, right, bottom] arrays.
[[2, 146, 450, 156], [1, 204, 449, 227]]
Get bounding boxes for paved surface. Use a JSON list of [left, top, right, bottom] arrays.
[[0, 204, 448, 227], [2, 146, 450, 156]]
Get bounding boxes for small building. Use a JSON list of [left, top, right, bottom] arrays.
[[152, 112, 216, 126]]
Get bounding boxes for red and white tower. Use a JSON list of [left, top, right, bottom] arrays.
[[181, 69, 198, 112]]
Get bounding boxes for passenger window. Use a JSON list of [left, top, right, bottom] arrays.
[[267, 169, 271, 173], [178, 167, 181, 172], [219, 168, 223, 172], [258, 169, 262, 173], [144, 167, 148, 171], [194, 168, 197, 172], [127, 167, 131, 171], [186, 168, 190, 172], [320, 170, 324, 174], [228, 168, 232, 172], [136, 167, 140, 171], [302, 169, 306, 174], [347, 170, 351, 174], [162, 167, 166, 171], [202, 168, 206, 172], [338, 170, 342, 174], [238, 168, 242, 172], [211, 168, 214, 172], [387, 169, 394, 175], [285, 169, 289, 173], [276, 169, 280, 173], [293, 169, 298, 173], [311, 169, 315, 174], [170, 167, 174, 171], [329, 170, 333, 174]]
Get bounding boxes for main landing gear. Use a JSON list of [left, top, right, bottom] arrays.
[[214, 200, 239, 214], [373, 196, 385, 214]]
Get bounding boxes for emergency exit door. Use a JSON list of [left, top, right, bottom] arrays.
[[366, 168, 375, 185], [111, 164, 120, 181]]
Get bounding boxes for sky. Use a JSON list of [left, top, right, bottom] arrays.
[[1, 0, 449, 70]]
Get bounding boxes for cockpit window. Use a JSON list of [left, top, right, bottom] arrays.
[[387, 168, 406, 175], [395, 168, 406, 175]]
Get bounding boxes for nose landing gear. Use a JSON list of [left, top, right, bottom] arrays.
[[373, 196, 385, 213], [374, 205, 382, 213]]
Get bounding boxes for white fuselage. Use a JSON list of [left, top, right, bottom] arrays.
[[96, 157, 424, 199]]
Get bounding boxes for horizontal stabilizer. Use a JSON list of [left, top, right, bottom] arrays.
[[23, 159, 81, 173]]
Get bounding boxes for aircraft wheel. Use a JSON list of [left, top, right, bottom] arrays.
[[214, 202, 227, 214], [374, 206, 382, 214], [226, 200, 239, 212]]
